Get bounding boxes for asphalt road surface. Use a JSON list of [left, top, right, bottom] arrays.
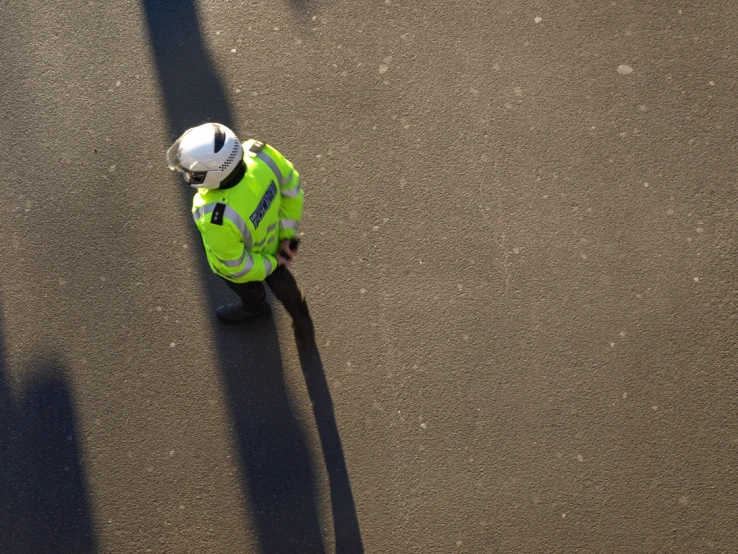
[[1, 1, 737, 552]]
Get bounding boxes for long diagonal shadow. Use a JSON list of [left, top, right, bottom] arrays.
[[141, 1, 362, 552], [298, 350, 364, 553], [0, 308, 97, 554]]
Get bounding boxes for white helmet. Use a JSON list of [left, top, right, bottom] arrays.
[[166, 123, 244, 189]]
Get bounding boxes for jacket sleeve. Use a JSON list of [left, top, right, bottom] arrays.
[[199, 222, 277, 283], [268, 147, 303, 241]]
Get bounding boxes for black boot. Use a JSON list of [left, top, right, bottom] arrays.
[[216, 300, 271, 323]]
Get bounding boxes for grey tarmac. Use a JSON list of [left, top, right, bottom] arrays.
[[0, 1, 736, 552]]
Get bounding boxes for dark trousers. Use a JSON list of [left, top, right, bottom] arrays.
[[222, 266, 310, 323]]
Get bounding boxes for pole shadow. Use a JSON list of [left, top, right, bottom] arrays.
[[0, 317, 97, 554], [141, 0, 232, 135], [141, 1, 362, 551]]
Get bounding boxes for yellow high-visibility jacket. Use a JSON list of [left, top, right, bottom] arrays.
[[192, 140, 303, 282]]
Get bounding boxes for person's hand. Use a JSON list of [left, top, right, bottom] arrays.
[[278, 239, 297, 269], [280, 239, 298, 259], [277, 254, 292, 268]]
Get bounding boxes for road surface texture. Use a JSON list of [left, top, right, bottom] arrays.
[[1, 1, 736, 552]]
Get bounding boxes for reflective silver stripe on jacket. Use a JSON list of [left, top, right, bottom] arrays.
[[192, 204, 216, 222], [192, 203, 253, 250], [223, 206, 253, 250], [215, 250, 249, 268], [263, 257, 273, 276], [281, 186, 301, 198], [281, 172, 301, 198], [255, 151, 284, 186], [253, 223, 277, 248], [229, 254, 255, 278], [279, 218, 299, 231]]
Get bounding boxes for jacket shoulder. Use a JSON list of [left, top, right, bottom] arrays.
[[243, 138, 268, 154], [244, 139, 288, 162]]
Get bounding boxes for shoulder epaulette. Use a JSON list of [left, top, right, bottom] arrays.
[[210, 202, 226, 225], [249, 140, 266, 153]]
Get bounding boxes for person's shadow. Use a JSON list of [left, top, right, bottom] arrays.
[[0, 307, 97, 554], [142, 1, 363, 551], [298, 348, 363, 552]]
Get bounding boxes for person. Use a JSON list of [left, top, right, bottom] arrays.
[[167, 122, 315, 349]]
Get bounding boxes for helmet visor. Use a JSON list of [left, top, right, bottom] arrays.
[[166, 134, 188, 172], [167, 133, 209, 185]]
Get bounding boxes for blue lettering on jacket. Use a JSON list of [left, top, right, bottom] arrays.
[[250, 181, 277, 228]]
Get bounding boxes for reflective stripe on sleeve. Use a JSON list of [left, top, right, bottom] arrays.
[[264, 257, 273, 276], [279, 219, 299, 231], [192, 204, 216, 222], [230, 254, 256, 279], [281, 171, 300, 196], [255, 151, 284, 186], [281, 184, 302, 198], [215, 249, 249, 268]]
